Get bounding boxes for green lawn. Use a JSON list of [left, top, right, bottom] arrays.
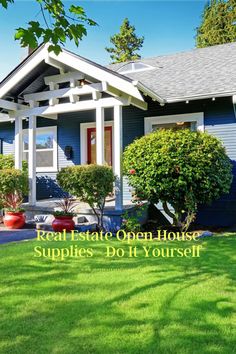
[[0, 234, 236, 354]]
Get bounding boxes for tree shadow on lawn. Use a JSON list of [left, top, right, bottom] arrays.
[[0, 236, 235, 353]]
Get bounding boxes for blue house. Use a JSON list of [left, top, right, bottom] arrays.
[[0, 42, 235, 227]]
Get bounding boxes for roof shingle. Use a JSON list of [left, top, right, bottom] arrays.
[[108, 42, 236, 101]]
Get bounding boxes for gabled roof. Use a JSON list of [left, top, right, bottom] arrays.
[[0, 43, 148, 105], [2, 42, 236, 107], [109, 42, 236, 102]]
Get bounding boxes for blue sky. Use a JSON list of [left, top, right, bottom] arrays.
[[0, 0, 205, 80]]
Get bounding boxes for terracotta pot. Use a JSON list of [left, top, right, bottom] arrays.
[[3, 211, 25, 229], [52, 215, 75, 232]]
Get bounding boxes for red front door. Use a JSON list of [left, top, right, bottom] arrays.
[[87, 126, 112, 165]]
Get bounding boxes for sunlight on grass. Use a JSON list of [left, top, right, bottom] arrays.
[[0, 234, 235, 354]]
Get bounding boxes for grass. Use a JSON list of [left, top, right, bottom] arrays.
[[0, 233, 236, 354]]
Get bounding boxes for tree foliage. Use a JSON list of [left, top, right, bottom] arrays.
[[0, 0, 97, 54], [0, 155, 28, 210], [0, 169, 28, 210], [196, 0, 236, 48], [106, 18, 144, 63], [123, 129, 233, 230], [57, 164, 115, 230]]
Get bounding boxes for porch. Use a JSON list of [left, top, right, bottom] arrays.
[[22, 198, 146, 232], [0, 44, 148, 214]]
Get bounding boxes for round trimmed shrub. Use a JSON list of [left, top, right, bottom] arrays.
[[57, 164, 115, 229], [123, 129, 232, 229]]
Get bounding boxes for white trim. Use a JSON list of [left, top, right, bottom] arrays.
[[0, 45, 49, 99], [14, 117, 23, 169], [166, 91, 236, 103], [22, 126, 58, 172], [96, 107, 105, 165], [24, 82, 105, 103], [144, 112, 204, 134], [80, 121, 114, 166], [133, 81, 165, 104], [114, 105, 123, 210], [28, 116, 37, 206], [49, 50, 144, 102], [118, 63, 154, 75], [11, 97, 128, 119], [44, 71, 84, 86], [0, 113, 11, 122], [0, 99, 27, 111]]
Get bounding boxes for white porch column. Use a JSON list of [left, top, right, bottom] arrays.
[[14, 117, 23, 169], [96, 107, 104, 164], [114, 105, 123, 210], [28, 115, 37, 206]]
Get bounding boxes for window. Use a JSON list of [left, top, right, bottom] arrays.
[[117, 62, 154, 74], [144, 113, 204, 135], [152, 122, 194, 131], [22, 126, 57, 172]]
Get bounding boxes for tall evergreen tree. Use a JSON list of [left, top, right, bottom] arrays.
[[106, 18, 144, 63], [196, 0, 236, 48]]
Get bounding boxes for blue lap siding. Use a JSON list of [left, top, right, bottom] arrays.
[[0, 97, 235, 226], [122, 97, 236, 227]]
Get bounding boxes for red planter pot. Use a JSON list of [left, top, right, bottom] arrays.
[[52, 216, 75, 232], [3, 211, 25, 229]]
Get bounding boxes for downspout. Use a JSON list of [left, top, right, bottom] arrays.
[[232, 95, 236, 119]]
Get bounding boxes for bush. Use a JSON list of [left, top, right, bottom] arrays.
[[57, 164, 115, 230], [0, 169, 29, 210], [0, 154, 27, 171], [123, 129, 233, 230]]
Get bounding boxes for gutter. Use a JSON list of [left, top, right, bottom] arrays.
[[166, 91, 236, 103]]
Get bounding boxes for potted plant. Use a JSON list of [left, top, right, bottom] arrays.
[[2, 193, 26, 229], [52, 198, 77, 232], [0, 168, 28, 230]]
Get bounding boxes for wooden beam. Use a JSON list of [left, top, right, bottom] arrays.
[[0, 98, 57, 120], [49, 51, 145, 102], [130, 97, 148, 111], [24, 82, 105, 102], [45, 56, 65, 74], [0, 113, 11, 121], [44, 71, 84, 85], [0, 99, 27, 111], [12, 97, 128, 119]]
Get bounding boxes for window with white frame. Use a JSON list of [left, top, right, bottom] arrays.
[[144, 112, 204, 135], [22, 126, 57, 172]]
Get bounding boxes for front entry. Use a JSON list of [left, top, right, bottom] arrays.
[[87, 126, 113, 165]]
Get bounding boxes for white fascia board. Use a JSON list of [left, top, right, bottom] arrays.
[[49, 51, 145, 102], [133, 81, 165, 104], [167, 91, 236, 103], [0, 45, 48, 99]]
